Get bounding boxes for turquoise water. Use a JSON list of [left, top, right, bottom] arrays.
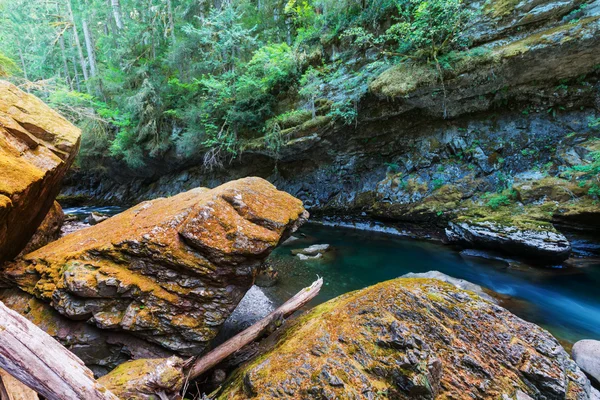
[[63, 207, 600, 345], [264, 223, 600, 345]]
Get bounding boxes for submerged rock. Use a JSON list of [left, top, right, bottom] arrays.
[[4, 177, 307, 355], [219, 278, 591, 399], [0, 81, 80, 262], [291, 244, 331, 256], [573, 340, 600, 385], [446, 220, 571, 263]]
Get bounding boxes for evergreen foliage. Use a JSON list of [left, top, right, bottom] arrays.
[[0, 0, 476, 171]]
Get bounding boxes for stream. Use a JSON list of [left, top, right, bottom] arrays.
[[64, 207, 600, 347]]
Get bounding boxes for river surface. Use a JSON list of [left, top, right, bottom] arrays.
[[64, 207, 600, 346], [264, 224, 600, 346]]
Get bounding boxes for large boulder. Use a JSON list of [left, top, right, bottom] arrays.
[[446, 219, 572, 263], [573, 340, 600, 385], [0, 81, 80, 262], [3, 177, 308, 355], [219, 278, 591, 399]]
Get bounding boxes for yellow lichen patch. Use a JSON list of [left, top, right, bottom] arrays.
[[498, 17, 600, 58], [370, 63, 437, 98]]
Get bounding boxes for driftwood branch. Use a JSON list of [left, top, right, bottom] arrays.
[[0, 301, 119, 400], [187, 278, 324, 380]]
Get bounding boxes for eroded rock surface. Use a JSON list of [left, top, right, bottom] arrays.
[[219, 278, 591, 399], [4, 177, 307, 355], [0, 80, 80, 262]]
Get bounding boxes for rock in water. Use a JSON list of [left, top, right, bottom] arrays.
[[446, 220, 571, 263], [4, 177, 308, 355], [573, 340, 600, 385], [19, 201, 64, 256], [219, 278, 591, 399], [0, 81, 80, 262]]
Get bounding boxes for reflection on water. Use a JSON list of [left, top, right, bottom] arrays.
[[264, 223, 600, 345]]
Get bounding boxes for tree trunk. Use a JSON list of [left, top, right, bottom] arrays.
[[82, 17, 98, 77], [0, 301, 119, 400], [166, 0, 176, 45], [187, 278, 323, 379], [111, 0, 124, 30], [71, 54, 82, 92], [58, 34, 73, 90], [66, 0, 90, 92], [17, 48, 28, 82]]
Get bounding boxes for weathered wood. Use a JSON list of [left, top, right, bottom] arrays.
[[187, 278, 323, 380], [0, 301, 119, 400]]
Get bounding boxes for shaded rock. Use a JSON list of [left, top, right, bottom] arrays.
[[402, 271, 497, 303], [446, 220, 571, 263], [219, 278, 591, 399], [255, 265, 279, 288], [0, 81, 80, 262], [3, 177, 307, 355], [573, 340, 600, 385], [281, 236, 300, 246], [19, 201, 64, 256], [0, 288, 171, 377], [97, 356, 185, 400]]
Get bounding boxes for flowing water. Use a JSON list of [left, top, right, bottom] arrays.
[[264, 224, 600, 346], [64, 207, 600, 346]]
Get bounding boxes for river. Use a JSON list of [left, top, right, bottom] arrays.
[[64, 207, 600, 347]]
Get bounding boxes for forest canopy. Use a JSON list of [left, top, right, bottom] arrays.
[[0, 0, 475, 172]]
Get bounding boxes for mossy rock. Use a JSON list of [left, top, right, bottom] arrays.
[[218, 278, 589, 399]]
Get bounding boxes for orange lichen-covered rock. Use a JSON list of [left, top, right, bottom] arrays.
[[219, 278, 592, 399], [0, 80, 80, 263], [4, 177, 307, 355]]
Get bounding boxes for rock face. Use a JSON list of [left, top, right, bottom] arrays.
[[573, 340, 600, 384], [19, 201, 64, 256], [0, 80, 80, 262], [446, 220, 572, 262], [0, 288, 171, 377], [4, 177, 308, 355], [219, 278, 591, 399], [59, 2, 600, 262]]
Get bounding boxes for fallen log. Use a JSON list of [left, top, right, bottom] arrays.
[[98, 278, 324, 400], [0, 301, 118, 400], [187, 277, 324, 380]]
